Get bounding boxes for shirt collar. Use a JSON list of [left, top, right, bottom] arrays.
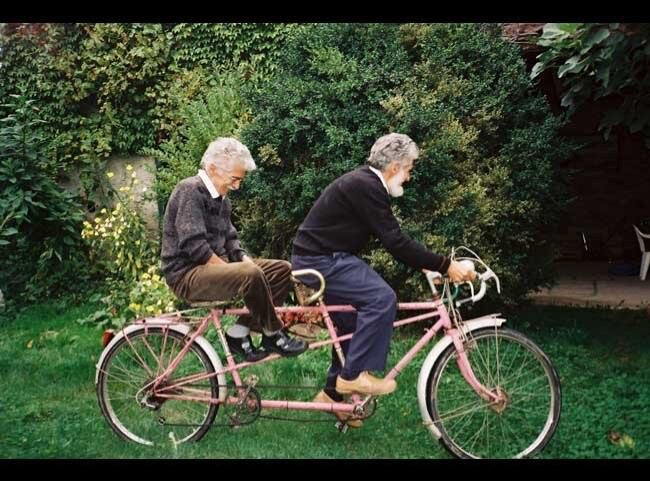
[[368, 166, 389, 193], [198, 169, 221, 199]]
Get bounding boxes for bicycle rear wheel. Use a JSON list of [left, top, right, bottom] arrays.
[[426, 327, 561, 458], [97, 327, 220, 446]]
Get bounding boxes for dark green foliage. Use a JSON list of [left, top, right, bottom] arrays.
[[532, 23, 650, 147], [0, 94, 88, 304], [0, 23, 298, 308], [240, 23, 573, 303]]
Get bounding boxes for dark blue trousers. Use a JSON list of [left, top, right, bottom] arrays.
[[291, 252, 397, 400]]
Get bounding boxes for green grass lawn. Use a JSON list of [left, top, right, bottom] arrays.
[[1, 300, 648, 459]]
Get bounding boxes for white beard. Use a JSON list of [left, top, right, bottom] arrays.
[[387, 169, 407, 198]]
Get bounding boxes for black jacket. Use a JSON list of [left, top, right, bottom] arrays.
[[292, 166, 450, 273]]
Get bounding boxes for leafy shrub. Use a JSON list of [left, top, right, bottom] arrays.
[[0, 93, 87, 304], [81, 165, 158, 280], [79, 165, 166, 327], [240, 23, 574, 303], [532, 23, 650, 147], [127, 266, 179, 319], [147, 69, 252, 208]]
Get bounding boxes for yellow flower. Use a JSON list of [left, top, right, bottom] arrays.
[[126, 164, 133, 172], [131, 172, 137, 179], [152, 274, 160, 282], [100, 208, 108, 214], [106, 172, 114, 179]]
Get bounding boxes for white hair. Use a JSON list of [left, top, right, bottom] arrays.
[[367, 133, 419, 171], [200, 137, 257, 172]]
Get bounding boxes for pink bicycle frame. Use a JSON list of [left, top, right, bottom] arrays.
[[142, 297, 501, 417]]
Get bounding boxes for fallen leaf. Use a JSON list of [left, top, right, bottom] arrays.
[[608, 430, 635, 449], [620, 434, 635, 449]]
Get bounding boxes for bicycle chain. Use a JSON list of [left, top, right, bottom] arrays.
[[156, 381, 376, 428]]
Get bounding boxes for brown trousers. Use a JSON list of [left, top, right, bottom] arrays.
[[172, 258, 292, 332]]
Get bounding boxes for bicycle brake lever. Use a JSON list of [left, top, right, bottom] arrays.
[[464, 280, 475, 299], [425, 271, 443, 296]]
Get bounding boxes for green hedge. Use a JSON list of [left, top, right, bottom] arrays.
[[0, 23, 300, 305], [239, 23, 573, 303]]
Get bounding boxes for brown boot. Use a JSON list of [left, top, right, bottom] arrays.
[[313, 390, 363, 428], [336, 371, 397, 396]]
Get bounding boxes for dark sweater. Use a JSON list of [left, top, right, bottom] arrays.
[[161, 176, 247, 287], [292, 166, 450, 273]]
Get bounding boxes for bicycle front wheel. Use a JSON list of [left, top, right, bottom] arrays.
[[97, 327, 220, 446], [426, 327, 561, 458]]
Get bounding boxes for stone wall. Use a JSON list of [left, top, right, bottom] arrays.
[[61, 156, 160, 234]]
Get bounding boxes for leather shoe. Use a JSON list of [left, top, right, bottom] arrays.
[[313, 390, 363, 428], [336, 371, 397, 396]]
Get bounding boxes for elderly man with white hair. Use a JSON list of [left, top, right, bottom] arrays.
[[291, 133, 475, 427], [161, 137, 307, 362]]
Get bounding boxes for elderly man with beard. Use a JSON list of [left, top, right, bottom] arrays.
[[291, 133, 475, 427]]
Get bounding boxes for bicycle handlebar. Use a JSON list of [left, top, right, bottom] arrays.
[[425, 256, 501, 307]]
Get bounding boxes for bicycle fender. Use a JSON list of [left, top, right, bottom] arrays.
[[95, 320, 228, 403], [416, 314, 506, 439]]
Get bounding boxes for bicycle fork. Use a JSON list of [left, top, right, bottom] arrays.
[[448, 328, 504, 406]]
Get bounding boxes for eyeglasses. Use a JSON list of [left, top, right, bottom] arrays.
[[227, 174, 245, 183], [214, 166, 245, 184]]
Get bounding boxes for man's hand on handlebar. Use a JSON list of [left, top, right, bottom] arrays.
[[447, 260, 477, 283], [422, 260, 476, 284]]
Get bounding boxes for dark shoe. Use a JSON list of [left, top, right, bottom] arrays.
[[226, 334, 270, 363], [261, 330, 308, 357]]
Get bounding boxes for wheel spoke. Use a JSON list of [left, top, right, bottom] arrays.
[[430, 328, 559, 458], [97, 328, 218, 446]]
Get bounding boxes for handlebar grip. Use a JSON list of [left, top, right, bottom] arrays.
[[479, 268, 501, 293]]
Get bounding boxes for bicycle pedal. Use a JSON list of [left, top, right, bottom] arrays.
[[335, 421, 349, 433]]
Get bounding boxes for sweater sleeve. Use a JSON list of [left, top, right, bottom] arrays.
[[347, 182, 450, 273], [174, 186, 214, 265], [224, 219, 247, 262]]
